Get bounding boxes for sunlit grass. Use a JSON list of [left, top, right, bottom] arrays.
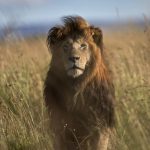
[[0, 27, 150, 150]]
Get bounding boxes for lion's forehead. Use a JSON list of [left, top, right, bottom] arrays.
[[63, 36, 88, 45]]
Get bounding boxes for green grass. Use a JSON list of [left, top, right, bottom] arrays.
[[0, 27, 150, 150]]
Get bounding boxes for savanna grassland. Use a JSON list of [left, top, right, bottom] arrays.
[[0, 26, 150, 150]]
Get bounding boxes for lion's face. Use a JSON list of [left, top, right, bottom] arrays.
[[47, 16, 103, 79], [61, 37, 91, 78]]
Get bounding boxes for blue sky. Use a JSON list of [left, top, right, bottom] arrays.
[[0, 0, 150, 27]]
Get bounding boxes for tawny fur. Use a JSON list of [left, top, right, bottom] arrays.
[[44, 16, 115, 150]]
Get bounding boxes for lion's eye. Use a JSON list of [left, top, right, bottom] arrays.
[[80, 44, 87, 50], [63, 45, 69, 52]]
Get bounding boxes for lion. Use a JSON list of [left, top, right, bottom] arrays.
[[44, 16, 115, 150]]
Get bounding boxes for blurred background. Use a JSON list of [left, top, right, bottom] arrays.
[[0, 0, 150, 39]]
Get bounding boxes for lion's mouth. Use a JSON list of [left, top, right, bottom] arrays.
[[67, 64, 85, 78], [69, 65, 84, 71]]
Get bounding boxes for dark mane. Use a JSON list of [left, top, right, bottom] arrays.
[[62, 16, 89, 32]]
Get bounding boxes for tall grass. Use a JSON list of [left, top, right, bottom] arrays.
[[0, 27, 150, 150]]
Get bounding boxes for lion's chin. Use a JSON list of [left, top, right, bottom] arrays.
[[67, 69, 84, 78]]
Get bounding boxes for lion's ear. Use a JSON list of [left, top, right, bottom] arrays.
[[90, 27, 103, 52], [47, 26, 64, 50]]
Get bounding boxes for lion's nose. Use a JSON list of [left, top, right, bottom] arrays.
[[69, 56, 80, 63]]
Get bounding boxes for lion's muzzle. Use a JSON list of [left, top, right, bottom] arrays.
[[69, 56, 80, 63]]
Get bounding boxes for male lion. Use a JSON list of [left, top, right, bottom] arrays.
[[44, 16, 115, 150]]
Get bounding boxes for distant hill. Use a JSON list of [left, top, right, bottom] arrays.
[[0, 19, 146, 39]]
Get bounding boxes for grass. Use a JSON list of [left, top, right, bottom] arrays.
[[0, 26, 150, 150]]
